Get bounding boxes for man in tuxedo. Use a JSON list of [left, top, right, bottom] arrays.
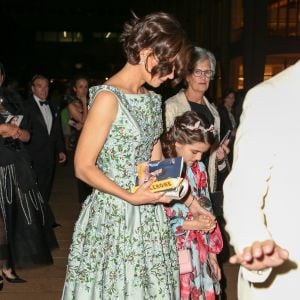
[[25, 74, 67, 226]]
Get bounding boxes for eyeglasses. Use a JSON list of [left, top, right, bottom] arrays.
[[193, 69, 214, 79]]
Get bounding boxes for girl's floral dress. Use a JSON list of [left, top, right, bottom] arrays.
[[165, 161, 223, 300]]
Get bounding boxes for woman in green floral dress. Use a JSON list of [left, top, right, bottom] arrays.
[[62, 12, 191, 300]]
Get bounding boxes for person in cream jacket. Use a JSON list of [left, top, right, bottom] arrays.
[[164, 47, 229, 194], [223, 60, 300, 299]]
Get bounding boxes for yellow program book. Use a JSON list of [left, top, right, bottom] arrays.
[[131, 157, 189, 199]]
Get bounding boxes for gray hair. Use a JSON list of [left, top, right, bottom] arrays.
[[187, 46, 216, 75]]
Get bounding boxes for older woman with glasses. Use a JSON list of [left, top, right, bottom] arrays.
[[164, 46, 229, 196], [164, 46, 231, 298]]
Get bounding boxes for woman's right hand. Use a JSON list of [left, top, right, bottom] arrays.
[[128, 177, 173, 205]]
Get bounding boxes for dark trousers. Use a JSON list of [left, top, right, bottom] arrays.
[[34, 162, 56, 225]]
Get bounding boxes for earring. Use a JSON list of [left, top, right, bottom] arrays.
[[139, 60, 145, 65]]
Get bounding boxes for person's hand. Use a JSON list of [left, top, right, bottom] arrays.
[[75, 122, 83, 130], [229, 240, 289, 271], [216, 141, 230, 161], [0, 123, 19, 138], [58, 152, 67, 164], [129, 177, 173, 205], [194, 214, 216, 232], [188, 196, 215, 220], [79, 96, 88, 104], [231, 128, 237, 138], [185, 197, 216, 232], [209, 253, 222, 280]]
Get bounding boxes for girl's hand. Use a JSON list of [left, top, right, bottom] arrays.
[[182, 216, 216, 232], [209, 253, 222, 280], [193, 214, 216, 232], [129, 178, 173, 205], [188, 195, 215, 220], [196, 214, 216, 232]]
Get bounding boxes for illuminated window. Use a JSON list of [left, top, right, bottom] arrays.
[[58, 31, 72, 42], [92, 32, 119, 39], [231, 0, 244, 41], [267, 0, 300, 36], [265, 54, 300, 77], [74, 32, 83, 42], [230, 57, 244, 90], [35, 31, 83, 42]]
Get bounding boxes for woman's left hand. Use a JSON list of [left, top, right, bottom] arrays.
[[209, 253, 222, 280], [0, 123, 19, 138]]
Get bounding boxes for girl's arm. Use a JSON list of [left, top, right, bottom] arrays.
[[209, 253, 221, 280], [74, 91, 172, 206], [182, 217, 215, 232]]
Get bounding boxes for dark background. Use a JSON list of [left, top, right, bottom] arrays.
[[0, 0, 197, 83], [1, 0, 299, 100]]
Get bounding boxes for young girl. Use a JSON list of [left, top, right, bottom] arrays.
[[161, 111, 223, 300]]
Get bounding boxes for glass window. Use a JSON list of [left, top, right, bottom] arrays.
[[73, 32, 83, 42], [43, 32, 57, 42], [230, 57, 244, 90], [92, 32, 119, 39], [58, 31, 73, 43], [231, 0, 244, 41], [35, 31, 83, 42], [267, 0, 300, 36], [265, 54, 300, 78]]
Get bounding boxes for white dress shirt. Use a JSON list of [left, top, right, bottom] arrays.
[[34, 95, 53, 134]]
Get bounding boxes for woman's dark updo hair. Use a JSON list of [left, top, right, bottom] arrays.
[[161, 111, 216, 158], [120, 11, 192, 86]]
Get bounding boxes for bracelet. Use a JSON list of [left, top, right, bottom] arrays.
[[187, 196, 195, 208]]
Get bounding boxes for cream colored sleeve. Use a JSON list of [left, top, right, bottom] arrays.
[[240, 266, 272, 283], [223, 84, 275, 256], [164, 101, 177, 130]]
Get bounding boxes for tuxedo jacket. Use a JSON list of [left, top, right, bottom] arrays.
[[24, 96, 65, 173], [223, 60, 300, 300]]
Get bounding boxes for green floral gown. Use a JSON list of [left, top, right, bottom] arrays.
[[62, 85, 179, 300]]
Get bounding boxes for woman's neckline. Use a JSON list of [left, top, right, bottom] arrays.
[[101, 84, 151, 96], [184, 91, 205, 105]]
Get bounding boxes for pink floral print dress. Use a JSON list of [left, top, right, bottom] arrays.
[[165, 161, 223, 300]]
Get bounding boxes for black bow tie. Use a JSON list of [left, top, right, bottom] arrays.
[[39, 100, 49, 106]]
